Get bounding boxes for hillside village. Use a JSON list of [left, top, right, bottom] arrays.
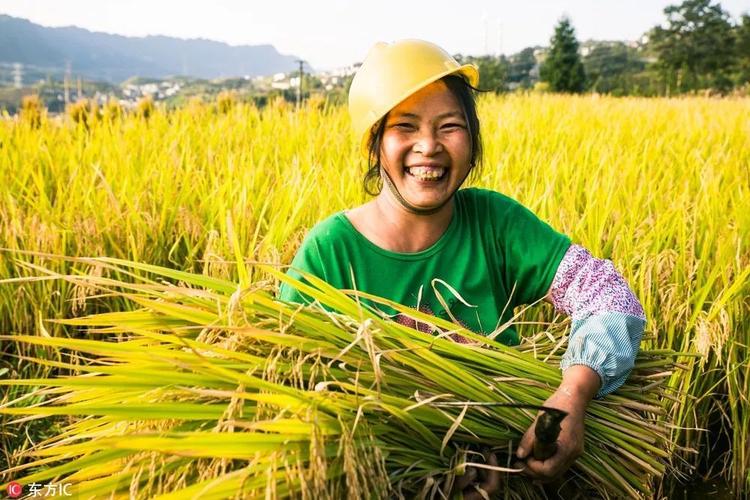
[[0, 62, 362, 113]]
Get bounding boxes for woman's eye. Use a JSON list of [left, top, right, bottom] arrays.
[[442, 123, 465, 130], [394, 123, 415, 130]]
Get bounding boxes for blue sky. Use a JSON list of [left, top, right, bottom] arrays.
[[1, 0, 748, 70]]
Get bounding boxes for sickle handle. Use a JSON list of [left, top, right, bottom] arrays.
[[532, 409, 566, 461]]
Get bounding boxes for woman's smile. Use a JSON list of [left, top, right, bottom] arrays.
[[404, 165, 448, 181]]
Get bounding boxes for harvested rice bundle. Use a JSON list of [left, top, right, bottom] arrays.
[[1, 258, 683, 498]]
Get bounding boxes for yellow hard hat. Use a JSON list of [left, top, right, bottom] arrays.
[[348, 39, 479, 154]]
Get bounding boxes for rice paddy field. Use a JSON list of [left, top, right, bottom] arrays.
[[0, 93, 748, 498]]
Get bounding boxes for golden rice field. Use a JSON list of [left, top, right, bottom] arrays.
[[0, 94, 748, 498]]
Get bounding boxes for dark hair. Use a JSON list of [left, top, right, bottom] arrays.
[[363, 74, 483, 196]]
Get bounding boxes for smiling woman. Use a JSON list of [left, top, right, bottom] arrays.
[[278, 39, 646, 498], [346, 78, 477, 253]]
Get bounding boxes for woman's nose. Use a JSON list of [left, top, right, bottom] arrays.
[[412, 129, 443, 155]]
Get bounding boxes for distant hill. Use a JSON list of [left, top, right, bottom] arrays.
[[0, 14, 308, 82]]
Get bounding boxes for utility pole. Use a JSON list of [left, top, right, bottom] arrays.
[[12, 63, 23, 89], [497, 19, 503, 56], [482, 13, 489, 55], [64, 61, 72, 105], [295, 59, 304, 108]]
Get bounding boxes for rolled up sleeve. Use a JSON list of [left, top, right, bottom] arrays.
[[560, 312, 645, 397]]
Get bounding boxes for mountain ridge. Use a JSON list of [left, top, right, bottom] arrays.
[[0, 14, 308, 82]]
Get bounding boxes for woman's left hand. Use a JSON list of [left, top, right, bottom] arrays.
[[514, 365, 600, 482]]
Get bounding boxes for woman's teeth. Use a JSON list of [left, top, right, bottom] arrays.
[[406, 166, 446, 180]]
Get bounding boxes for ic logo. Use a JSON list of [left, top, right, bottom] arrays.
[[7, 482, 23, 499]]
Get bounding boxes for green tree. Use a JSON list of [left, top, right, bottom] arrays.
[[734, 14, 750, 85], [648, 0, 736, 93], [540, 17, 586, 93], [508, 47, 538, 88], [583, 42, 647, 95], [454, 54, 509, 92]]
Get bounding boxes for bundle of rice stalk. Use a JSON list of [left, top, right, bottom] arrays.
[[0, 257, 685, 499]]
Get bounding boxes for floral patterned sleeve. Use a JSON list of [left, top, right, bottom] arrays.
[[549, 244, 646, 397]]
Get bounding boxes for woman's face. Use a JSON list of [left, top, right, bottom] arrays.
[[379, 80, 472, 212]]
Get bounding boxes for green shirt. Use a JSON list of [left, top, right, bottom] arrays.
[[279, 188, 570, 345]]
